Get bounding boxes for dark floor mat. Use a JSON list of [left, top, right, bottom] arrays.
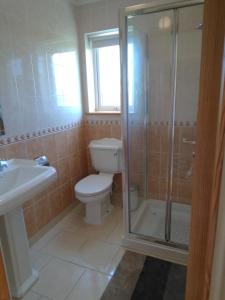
[[101, 251, 187, 300], [101, 251, 146, 300], [131, 256, 186, 300], [131, 257, 171, 300], [163, 264, 187, 300]]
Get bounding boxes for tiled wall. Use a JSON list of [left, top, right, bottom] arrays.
[[0, 124, 88, 238], [129, 122, 196, 205], [0, 0, 82, 139], [0, 0, 85, 239], [147, 123, 196, 204], [83, 118, 195, 205]]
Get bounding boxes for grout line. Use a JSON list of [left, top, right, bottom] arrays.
[[63, 269, 87, 300], [30, 248, 53, 273], [40, 253, 115, 277], [32, 230, 62, 252], [37, 256, 54, 273], [30, 290, 53, 300]]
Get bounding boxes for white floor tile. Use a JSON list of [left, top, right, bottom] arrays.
[[73, 223, 114, 241], [106, 221, 123, 245], [66, 270, 111, 300], [69, 207, 121, 240], [25, 205, 124, 300], [72, 239, 120, 274], [20, 291, 41, 300], [30, 249, 52, 271], [105, 247, 125, 276], [42, 231, 87, 262], [56, 208, 85, 233], [31, 226, 62, 251], [32, 258, 85, 300]]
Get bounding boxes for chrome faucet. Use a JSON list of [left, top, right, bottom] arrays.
[[0, 160, 8, 172]]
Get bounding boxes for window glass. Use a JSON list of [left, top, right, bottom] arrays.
[[97, 45, 120, 110]]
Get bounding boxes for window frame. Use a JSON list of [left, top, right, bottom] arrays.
[[85, 29, 121, 113]]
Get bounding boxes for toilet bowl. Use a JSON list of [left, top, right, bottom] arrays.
[[75, 173, 113, 224], [74, 138, 122, 225]]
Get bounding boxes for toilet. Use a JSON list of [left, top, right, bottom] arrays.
[[74, 138, 122, 224]]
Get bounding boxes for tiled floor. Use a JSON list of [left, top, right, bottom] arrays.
[[21, 203, 124, 300]]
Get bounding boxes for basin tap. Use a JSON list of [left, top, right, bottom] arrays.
[[0, 160, 8, 172]]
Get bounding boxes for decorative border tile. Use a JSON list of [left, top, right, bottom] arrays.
[[148, 121, 197, 127], [0, 119, 196, 146], [85, 119, 196, 127], [85, 119, 121, 125], [128, 120, 196, 127], [0, 121, 83, 146]]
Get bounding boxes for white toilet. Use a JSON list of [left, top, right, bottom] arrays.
[[74, 138, 122, 224]]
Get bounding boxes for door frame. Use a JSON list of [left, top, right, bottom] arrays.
[[209, 138, 225, 300]]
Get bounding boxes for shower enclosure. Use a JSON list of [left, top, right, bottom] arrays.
[[120, 0, 204, 264]]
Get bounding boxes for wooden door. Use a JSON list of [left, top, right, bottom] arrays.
[[0, 249, 10, 300], [185, 0, 225, 299]]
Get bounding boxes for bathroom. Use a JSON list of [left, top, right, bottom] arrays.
[[0, 0, 225, 299]]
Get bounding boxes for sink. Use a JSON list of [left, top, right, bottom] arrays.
[[0, 159, 57, 215], [0, 159, 57, 298]]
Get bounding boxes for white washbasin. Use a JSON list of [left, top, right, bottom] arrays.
[[0, 158, 57, 298], [0, 159, 57, 216]]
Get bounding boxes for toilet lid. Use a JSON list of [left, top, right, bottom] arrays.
[[75, 175, 112, 196]]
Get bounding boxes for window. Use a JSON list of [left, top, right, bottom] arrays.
[[85, 29, 121, 112]]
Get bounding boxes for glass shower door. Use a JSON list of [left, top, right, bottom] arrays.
[[127, 9, 175, 242], [123, 2, 203, 249], [170, 4, 203, 246]]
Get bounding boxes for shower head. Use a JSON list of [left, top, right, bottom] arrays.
[[196, 23, 203, 30]]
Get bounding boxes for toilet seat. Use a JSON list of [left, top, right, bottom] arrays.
[[75, 174, 112, 197]]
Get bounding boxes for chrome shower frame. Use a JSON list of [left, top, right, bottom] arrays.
[[120, 0, 204, 265]]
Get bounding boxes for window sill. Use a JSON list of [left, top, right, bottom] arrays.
[[86, 111, 121, 115]]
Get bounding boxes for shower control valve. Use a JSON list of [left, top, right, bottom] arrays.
[[182, 138, 196, 145]]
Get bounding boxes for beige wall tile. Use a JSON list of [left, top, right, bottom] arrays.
[[57, 157, 71, 185], [148, 126, 160, 153], [24, 206, 37, 238], [41, 134, 57, 164], [160, 126, 169, 153], [148, 177, 160, 199], [61, 182, 73, 210], [35, 195, 51, 231], [26, 138, 44, 159], [5, 142, 28, 159], [149, 153, 160, 178], [49, 188, 63, 219], [55, 131, 69, 160]]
